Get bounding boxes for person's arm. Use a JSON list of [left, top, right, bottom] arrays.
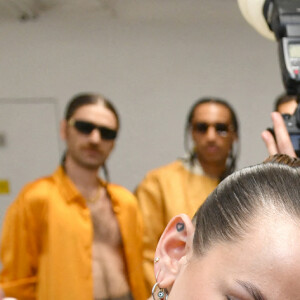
[[261, 112, 297, 157], [0, 187, 45, 299]]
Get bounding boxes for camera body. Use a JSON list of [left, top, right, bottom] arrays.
[[264, 0, 300, 155], [268, 109, 300, 157], [282, 112, 300, 156], [284, 115, 300, 157]]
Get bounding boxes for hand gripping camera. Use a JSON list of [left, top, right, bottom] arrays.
[[239, 0, 300, 156]]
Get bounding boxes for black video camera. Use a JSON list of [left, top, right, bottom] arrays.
[[264, 0, 300, 156], [269, 112, 300, 156]]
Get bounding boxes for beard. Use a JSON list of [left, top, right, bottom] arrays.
[[68, 146, 107, 171], [196, 146, 228, 166]]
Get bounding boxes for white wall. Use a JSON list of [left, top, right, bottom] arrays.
[[0, 0, 283, 192], [0, 99, 61, 227]]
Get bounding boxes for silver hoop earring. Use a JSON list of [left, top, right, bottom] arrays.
[[152, 282, 169, 300]]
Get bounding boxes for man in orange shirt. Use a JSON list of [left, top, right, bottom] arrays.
[[136, 97, 239, 293], [0, 93, 147, 300]]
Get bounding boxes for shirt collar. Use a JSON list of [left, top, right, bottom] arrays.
[[53, 166, 107, 204], [179, 155, 219, 180], [53, 166, 84, 204], [179, 155, 205, 176]]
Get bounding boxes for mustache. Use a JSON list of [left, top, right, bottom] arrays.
[[83, 143, 100, 151], [205, 142, 218, 147]]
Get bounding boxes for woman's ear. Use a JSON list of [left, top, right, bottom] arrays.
[[154, 214, 195, 290]]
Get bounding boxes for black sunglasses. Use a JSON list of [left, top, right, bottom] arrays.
[[192, 122, 232, 137], [69, 119, 117, 140]]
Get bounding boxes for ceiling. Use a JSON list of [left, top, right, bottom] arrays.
[[0, 0, 238, 22]]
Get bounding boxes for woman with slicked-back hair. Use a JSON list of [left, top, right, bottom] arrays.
[[151, 155, 300, 300]]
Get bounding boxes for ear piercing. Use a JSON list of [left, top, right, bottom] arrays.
[[152, 282, 169, 300], [176, 222, 185, 232], [154, 257, 160, 263]]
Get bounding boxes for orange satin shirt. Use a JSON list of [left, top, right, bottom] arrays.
[[136, 159, 219, 293], [0, 166, 147, 300]]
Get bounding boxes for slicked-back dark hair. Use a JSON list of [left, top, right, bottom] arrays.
[[193, 156, 300, 255], [65, 93, 120, 130], [184, 97, 239, 179]]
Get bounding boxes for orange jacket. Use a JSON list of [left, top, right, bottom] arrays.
[[0, 166, 147, 300]]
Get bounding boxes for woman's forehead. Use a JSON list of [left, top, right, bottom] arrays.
[[192, 214, 300, 299]]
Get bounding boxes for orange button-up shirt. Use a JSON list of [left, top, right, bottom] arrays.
[[0, 166, 147, 300], [136, 159, 219, 293]]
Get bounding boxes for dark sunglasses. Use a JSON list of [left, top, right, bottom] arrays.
[[68, 119, 117, 140], [192, 122, 232, 137]]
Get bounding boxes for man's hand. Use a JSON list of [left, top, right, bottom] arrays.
[[261, 112, 297, 157]]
